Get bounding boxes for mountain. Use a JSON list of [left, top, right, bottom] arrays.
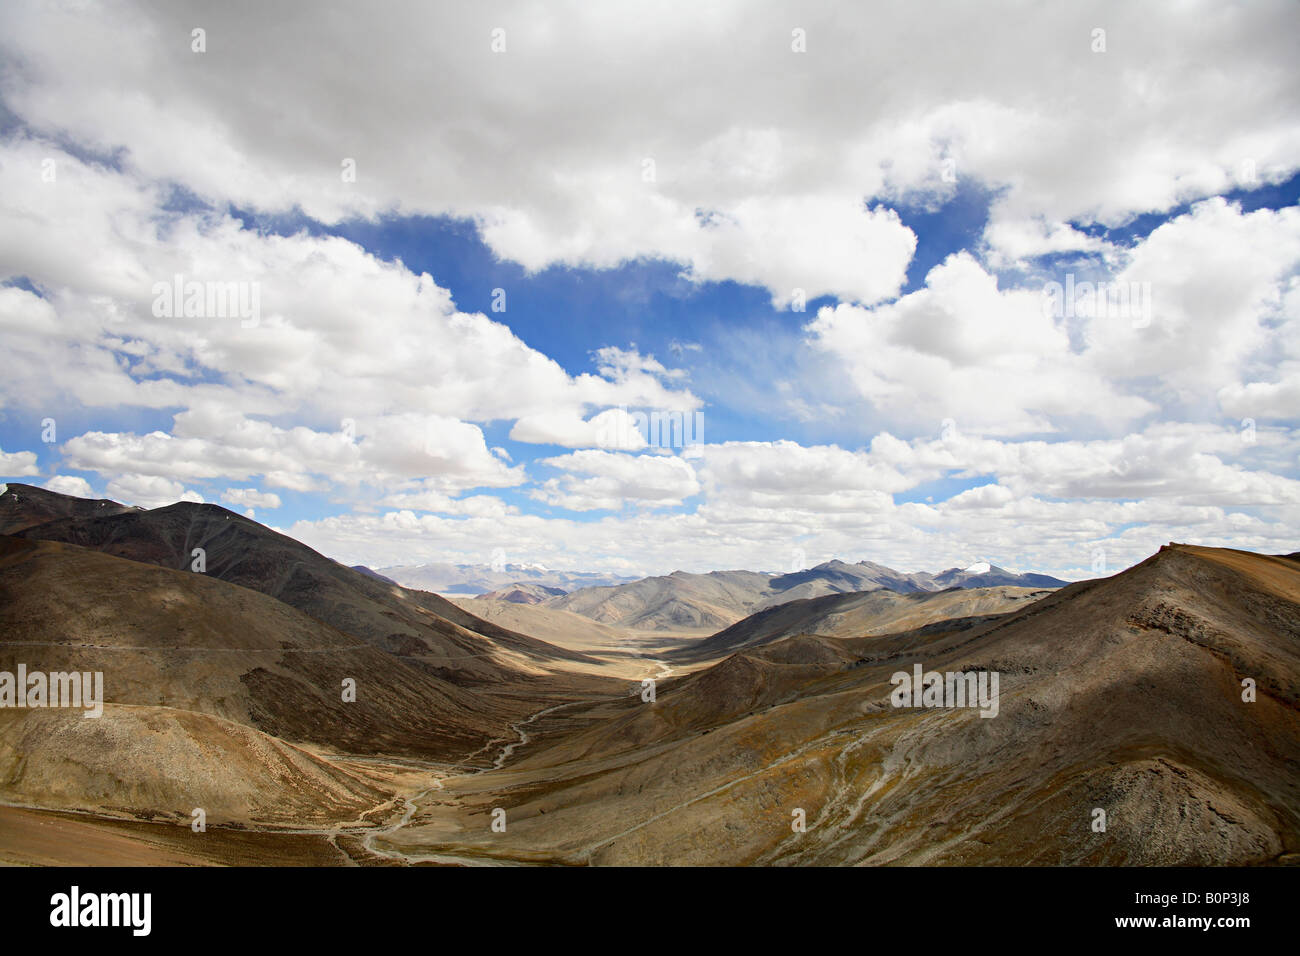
[[545, 569, 775, 630], [447, 595, 700, 675], [478, 582, 568, 605], [765, 558, 930, 599], [377, 544, 1300, 865], [0, 535, 498, 825], [676, 585, 1052, 661], [928, 562, 1071, 589], [0, 485, 629, 832], [8, 482, 1292, 867], [376, 562, 637, 596], [544, 559, 1071, 632], [5, 486, 593, 686], [0, 481, 142, 535], [350, 564, 398, 585]]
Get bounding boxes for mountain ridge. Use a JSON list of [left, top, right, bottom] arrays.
[[4, 487, 595, 683], [385, 542, 1300, 865], [541, 559, 1072, 631]]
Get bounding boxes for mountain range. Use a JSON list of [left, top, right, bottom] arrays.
[[1, 481, 1294, 867], [531, 560, 1070, 631], [0, 484, 610, 770], [672, 584, 1053, 661], [383, 543, 1300, 865], [374, 562, 637, 596]]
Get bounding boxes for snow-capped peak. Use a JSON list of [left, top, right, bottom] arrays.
[[963, 561, 992, 574]]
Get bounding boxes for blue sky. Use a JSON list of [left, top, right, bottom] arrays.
[[4, 181, 1016, 525], [2, 1, 1298, 579]]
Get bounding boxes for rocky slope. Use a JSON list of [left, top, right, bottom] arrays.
[[545, 560, 1069, 632], [378, 544, 1300, 866]]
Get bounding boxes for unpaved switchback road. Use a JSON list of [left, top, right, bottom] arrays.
[[361, 695, 593, 864], [362, 655, 681, 864]]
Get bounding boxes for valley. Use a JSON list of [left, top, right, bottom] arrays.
[[1, 483, 1297, 866]]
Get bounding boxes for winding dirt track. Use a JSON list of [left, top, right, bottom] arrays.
[[355, 656, 676, 865], [0, 656, 680, 866]]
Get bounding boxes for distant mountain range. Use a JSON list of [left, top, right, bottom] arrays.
[[377, 554, 1072, 631], [526, 559, 1072, 631], [376, 557, 1069, 608], [374, 562, 638, 596]]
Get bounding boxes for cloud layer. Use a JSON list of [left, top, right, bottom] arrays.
[[1, 1, 1296, 578]]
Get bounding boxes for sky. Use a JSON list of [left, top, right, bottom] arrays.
[[1, 0, 1298, 580]]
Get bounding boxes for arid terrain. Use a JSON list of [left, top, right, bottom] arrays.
[[1, 483, 1296, 866], [514, 560, 1068, 632]]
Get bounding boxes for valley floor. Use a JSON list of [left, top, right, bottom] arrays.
[[3, 526, 1298, 867]]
